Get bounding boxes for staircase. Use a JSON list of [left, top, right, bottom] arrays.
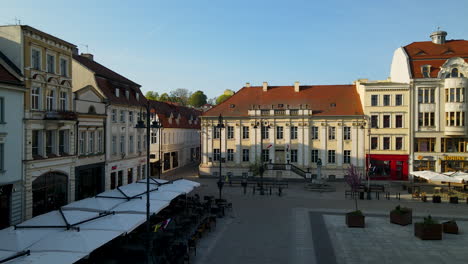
[[264, 163, 308, 180]]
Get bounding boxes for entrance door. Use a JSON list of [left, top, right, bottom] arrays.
[[32, 172, 68, 217], [275, 149, 285, 163], [0, 185, 12, 229], [396, 161, 403, 180]]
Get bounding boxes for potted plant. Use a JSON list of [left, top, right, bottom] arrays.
[[414, 215, 442, 240], [390, 205, 412, 226], [442, 220, 459, 234], [432, 195, 441, 203], [421, 192, 427, 202], [449, 196, 459, 204], [344, 164, 365, 228]]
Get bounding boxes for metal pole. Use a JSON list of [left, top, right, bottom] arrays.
[[145, 103, 152, 264], [260, 121, 264, 195], [219, 125, 222, 199], [367, 127, 371, 200], [158, 127, 162, 179]]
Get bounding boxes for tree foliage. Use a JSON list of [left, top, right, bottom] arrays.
[[188, 90, 207, 107], [216, 94, 231, 105], [169, 88, 191, 106], [145, 91, 159, 101], [159, 93, 170, 102], [249, 157, 265, 177]]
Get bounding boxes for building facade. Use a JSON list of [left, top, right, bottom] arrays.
[[148, 100, 201, 177], [390, 31, 468, 174], [73, 53, 147, 191], [200, 82, 366, 180], [0, 51, 26, 228], [73, 86, 106, 200], [0, 25, 77, 219]]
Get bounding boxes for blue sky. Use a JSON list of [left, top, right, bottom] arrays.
[[2, 0, 468, 99]]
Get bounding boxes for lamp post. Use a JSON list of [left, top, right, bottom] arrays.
[[216, 114, 225, 199], [158, 126, 163, 179], [254, 120, 270, 195], [135, 102, 160, 264], [364, 116, 375, 200]]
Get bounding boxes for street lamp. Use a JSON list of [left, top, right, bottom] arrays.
[[134, 102, 160, 264], [215, 114, 225, 199], [363, 116, 376, 200], [254, 120, 270, 195]]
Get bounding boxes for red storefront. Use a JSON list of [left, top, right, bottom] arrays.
[[366, 154, 409, 181]]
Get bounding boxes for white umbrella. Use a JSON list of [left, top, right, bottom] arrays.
[[62, 197, 125, 212], [157, 183, 194, 194], [141, 190, 183, 201], [5, 251, 88, 264], [78, 213, 146, 234], [29, 229, 121, 254], [0, 227, 61, 252], [16, 210, 100, 227], [175, 179, 201, 187], [112, 199, 169, 215]]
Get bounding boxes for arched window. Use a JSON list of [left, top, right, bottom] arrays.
[[451, 68, 459, 78], [88, 105, 96, 114], [32, 172, 68, 216]]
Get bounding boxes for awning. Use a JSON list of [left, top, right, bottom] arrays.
[[411, 170, 464, 183], [112, 198, 170, 215], [78, 213, 146, 234], [5, 251, 87, 264], [62, 197, 125, 212]]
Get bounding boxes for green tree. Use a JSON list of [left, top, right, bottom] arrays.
[[249, 157, 265, 177], [188, 90, 207, 107], [169, 88, 191, 106], [159, 93, 170, 102], [145, 91, 159, 101], [216, 94, 231, 105]]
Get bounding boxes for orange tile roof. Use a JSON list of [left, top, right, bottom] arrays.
[[148, 100, 201, 129], [203, 85, 363, 117], [404, 40, 468, 78]]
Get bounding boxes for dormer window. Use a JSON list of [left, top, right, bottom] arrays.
[[125, 90, 129, 99], [136, 93, 140, 101], [115, 88, 120, 97], [230, 104, 235, 108], [278, 104, 284, 108], [422, 65, 431, 78]]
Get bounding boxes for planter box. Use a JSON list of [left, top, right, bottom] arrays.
[[450, 197, 458, 204], [346, 213, 365, 228], [390, 210, 412, 226], [432, 196, 441, 203], [414, 223, 442, 240], [442, 222, 459, 234]]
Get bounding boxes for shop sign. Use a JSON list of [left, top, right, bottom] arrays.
[[444, 156, 466, 161]]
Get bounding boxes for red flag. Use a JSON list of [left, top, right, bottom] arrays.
[[266, 144, 272, 149]]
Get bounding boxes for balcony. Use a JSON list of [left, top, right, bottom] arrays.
[[445, 126, 466, 136], [274, 110, 286, 116], [44, 111, 77, 121]]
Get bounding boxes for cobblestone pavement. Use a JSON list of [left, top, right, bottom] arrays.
[[170, 170, 468, 263]]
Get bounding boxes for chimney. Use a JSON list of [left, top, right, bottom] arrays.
[[430, 30, 447, 44], [245, 82, 250, 87], [294, 81, 300, 92], [263, 82, 268, 92], [81, 53, 94, 61]]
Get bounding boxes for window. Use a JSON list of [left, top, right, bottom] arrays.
[[0, 143, 3, 171], [98, 131, 103, 153], [46, 53, 55, 73], [129, 111, 133, 123], [127, 168, 133, 184], [120, 135, 125, 154], [46, 130, 54, 156], [79, 131, 86, 154], [415, 138, 435, 152], [32, 130, 40, 157], [343, 127, 351, 140], [214, 127, 220, 139], [129, 135, 134, 153], [137, 135, 141, 152], [111, 110, 117, 122], [290, 150, 298, 163], [242, 149, 249, 162], [31, 48, 41, 70], [31, 87, 40, 110], [418, 88, 435, 103], [395, 137, 403, 150], [60, 58, 68, 77], [371, 137, 378, 150], [125, 90, 129, 99], [445, 112, 465, 127], [383, 137, 390, 150], [151, 132, 157, 144], [290, 126, 298, 140], [441, 138, 468, 152], [262, 149, 269, 162], [422, 65, 430, 78], [371, 115, 378, 128], [311, 150, 319, 163], [59, 91, 67, 111], [227, 126, 234, 139], [276, 126, 284, 139], [383, 115, 390, 128], [383, 95, 390, 106], [419, 112, 435, 127], [120, 110, 125, 123], [115, 88, 120, 97], [311, 126, 318, 139], [213, 149, 220, 161], [227, 149, 234, 161], [242, 126, 249, 139], [371, 95, 378, 106], [328, 126, 336, 140], [46, 89, 55, 111], [261, 126, 269, 139], [328, 150, 335, 163], [451, 68, 459, 78], [0, 97, 3, 123], [118, 171, 123, 187], [445, 88, 465, 103], [112, 136, 117, 154], [89, 131, 95, 153], [396, 115, 403, 128], [58, 130, 66, 155], [343, 150, 351, 164], [395, 94, 403, 106]]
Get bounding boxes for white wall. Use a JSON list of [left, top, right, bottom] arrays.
[[390, 47, 411, 83]]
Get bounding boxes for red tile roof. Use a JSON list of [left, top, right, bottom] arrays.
[[0, 51, 22, 85], [148, 100, 201, 129], [203, 85, 363, 117], [403, 40, 468, 78], [74, 54, 145, 107]]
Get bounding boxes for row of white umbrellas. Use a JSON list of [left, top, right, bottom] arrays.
[[0, 178, 200, 264], [411, 170, 466, 183]]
